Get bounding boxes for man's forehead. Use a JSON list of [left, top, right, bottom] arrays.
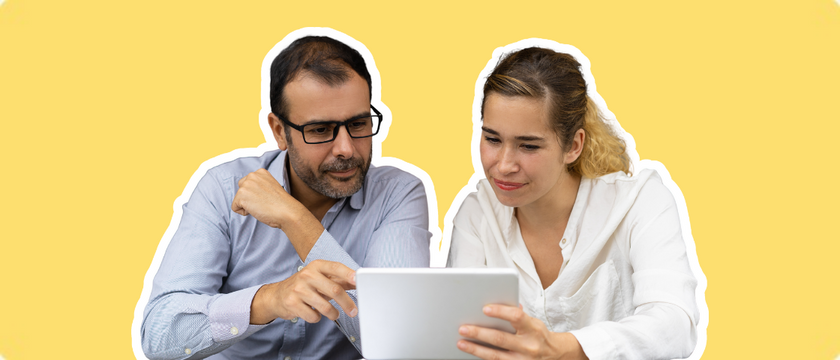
[[290, 73, 340, 92], [284, 70, 371, 121]]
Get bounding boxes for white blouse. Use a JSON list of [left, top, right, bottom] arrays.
[[447, 169, 699, 360]]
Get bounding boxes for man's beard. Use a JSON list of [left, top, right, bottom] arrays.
[[287, 144, 372, 199]]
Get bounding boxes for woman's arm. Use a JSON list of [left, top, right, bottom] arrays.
[[570, 173, 699, 359]]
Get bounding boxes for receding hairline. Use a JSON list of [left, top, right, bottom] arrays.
[[289, 64, 357, 88]]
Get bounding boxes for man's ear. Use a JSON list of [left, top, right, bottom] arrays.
[[565, 128, 585, 164], [268, 113, 288, 150]]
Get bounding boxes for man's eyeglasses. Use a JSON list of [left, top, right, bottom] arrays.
[[278, 105, 384, 144]]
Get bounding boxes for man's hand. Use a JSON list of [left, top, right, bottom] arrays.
[[232, 168, 304, 229], [250, 260, 358, 325], [456, 304, 588, 360]]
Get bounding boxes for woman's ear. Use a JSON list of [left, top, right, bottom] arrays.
[[268, 113, 288, 151], [565, 129, 585, 164]]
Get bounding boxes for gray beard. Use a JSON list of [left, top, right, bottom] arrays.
[[287, 144, 372, 199]]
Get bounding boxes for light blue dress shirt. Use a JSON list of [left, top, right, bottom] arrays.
[[141, 149, 431, 360]]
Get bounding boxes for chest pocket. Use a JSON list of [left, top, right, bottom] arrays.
[[547, 260, 628, 332]]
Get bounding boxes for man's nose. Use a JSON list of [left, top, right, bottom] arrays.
[[331, 126, 355, 158]]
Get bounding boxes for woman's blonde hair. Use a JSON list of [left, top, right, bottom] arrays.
[[482, 47, 630, 177]]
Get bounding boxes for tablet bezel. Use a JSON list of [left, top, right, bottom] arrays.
[[357, 267, 519, 360]]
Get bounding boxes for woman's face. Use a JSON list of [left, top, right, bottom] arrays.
[[480, 93, 577, 208]]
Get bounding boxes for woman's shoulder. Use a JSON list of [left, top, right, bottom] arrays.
[[587, 167, 680, 222], [590, 168, 671, 200]]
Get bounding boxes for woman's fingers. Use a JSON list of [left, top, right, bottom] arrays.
[[459, 325, 518, 352], [483, 304, 532, 331], [457, 339, 514, 360]]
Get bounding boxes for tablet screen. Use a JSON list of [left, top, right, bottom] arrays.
[[357, 268, 519, 360]]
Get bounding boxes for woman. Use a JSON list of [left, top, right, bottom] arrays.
[[447, 45, 701, 360]]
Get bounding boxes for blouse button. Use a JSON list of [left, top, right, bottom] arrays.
[[561, 238, 567, 245]]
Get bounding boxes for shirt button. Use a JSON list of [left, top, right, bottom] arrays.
[[350, 335, 356, 342], [291, 317, 299, 323], [561, 238, 567, 244], [184, 348, 192, 355], [230, 326, 239, 335], [285, 356, 291, 360], [297, 265, 304, 272]]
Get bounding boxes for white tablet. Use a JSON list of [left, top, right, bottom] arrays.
[[356, 267, 519, 360]]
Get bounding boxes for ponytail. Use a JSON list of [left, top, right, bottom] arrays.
[[569, 97, 631, 177]]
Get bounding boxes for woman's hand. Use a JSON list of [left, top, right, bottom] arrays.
[[457, 304, 588, 360]]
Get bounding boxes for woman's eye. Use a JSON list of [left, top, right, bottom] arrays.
[[484, 136, 501, 143], [522, 144, 540, 151]]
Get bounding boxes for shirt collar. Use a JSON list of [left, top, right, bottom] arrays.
[[348, 170, 367, 210], [268, 150, 366, 210]]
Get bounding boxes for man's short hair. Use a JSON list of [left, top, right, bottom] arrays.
[[269, 36, 373, 121]]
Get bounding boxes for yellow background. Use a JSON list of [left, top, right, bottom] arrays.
[[1, 0, 838, 359]]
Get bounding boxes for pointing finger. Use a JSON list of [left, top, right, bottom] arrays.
[[312, 260, 356, 289]]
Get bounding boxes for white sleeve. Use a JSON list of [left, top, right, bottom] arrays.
[[571, 177, 698, 360], [446, 194, 487, 268]]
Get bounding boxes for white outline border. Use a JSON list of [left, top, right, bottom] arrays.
[[437, 38, 709, 359], [131, 27, 441, 360]]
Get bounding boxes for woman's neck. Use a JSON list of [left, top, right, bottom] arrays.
[[516, 172, 581, 231]]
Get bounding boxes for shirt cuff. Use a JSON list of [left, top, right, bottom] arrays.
[[305, 229, 361, 270], [207, 284, 268, 342], [306, 230, 363, 352], [569, 325, 617, 360]]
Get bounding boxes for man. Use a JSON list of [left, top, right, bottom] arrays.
[[141, 33, 431, 360]]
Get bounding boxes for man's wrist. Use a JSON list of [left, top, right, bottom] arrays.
[[250, 283, 278, 325]]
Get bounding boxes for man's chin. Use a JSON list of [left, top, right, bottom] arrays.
[[318, 171, 364, 198]]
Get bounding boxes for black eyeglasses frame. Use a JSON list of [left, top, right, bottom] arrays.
[[277, 105, 384, 144]]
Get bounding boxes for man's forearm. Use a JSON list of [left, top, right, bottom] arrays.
[[280, 209, 325, 261]]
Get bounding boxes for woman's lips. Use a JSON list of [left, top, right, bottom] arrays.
[[494, 179, 525, 191]]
